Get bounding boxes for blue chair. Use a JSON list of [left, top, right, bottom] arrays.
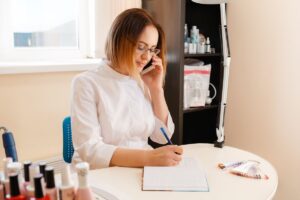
[[62, 116, 74, 163]]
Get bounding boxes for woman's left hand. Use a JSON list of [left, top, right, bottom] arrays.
[[141, 55, 164, 91]]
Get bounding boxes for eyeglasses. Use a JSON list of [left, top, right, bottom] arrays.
[[136, 43, 160, 56]]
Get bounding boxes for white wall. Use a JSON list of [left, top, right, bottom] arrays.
[[0, 72, 78, 161], [226, 0, 300, 199]]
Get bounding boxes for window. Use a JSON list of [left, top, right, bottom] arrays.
[[0, 0, 93, 61], [12, 0, 79, 48], [0, 0, 142, 74]]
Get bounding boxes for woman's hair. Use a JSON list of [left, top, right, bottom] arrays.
[[105, 8, 166, 78]]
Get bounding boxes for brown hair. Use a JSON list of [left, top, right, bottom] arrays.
[[105, 8, 167, 79]]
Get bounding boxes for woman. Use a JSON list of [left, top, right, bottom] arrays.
[[71, 8, 183, 169]]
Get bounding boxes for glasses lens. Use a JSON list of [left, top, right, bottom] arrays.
[[153, 49, 160, 55]]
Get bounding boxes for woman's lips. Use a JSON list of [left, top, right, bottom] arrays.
[[137, 61, 146, 67]]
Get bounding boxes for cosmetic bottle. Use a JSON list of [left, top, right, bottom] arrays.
[[184, 24, 188, 42], [39, 162, 47, 182], [8, 173, 26, 200], [205, 37, 211, 53], [26, 164, 39, 199], [7, 162, 25, 196], [34, 174, 50, 200], [22, 161, 32, 193], [2, 157, 13, 197], [59, 164, 76, 200], [75, 162, 95, 200], [44, 166, 57, 200]]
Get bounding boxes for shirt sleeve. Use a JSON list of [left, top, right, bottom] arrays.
[[71, 74, 117, 169], [149, 112, 175, 144]]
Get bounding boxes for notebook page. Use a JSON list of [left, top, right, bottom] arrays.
[[143, 157, 209, 191]]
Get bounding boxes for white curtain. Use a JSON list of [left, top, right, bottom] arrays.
[[94, 0, 142, 58]]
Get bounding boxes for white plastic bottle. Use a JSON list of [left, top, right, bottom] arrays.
[[75, 162, 95, 200], [59, 164, 76, 200]]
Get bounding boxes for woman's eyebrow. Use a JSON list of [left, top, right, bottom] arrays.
[[138, 41, 157, 48]]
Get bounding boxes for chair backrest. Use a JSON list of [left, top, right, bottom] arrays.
[[62, 116, 74, 163]]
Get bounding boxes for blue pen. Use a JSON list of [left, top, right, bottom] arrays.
[[160, 127, 173, 145]]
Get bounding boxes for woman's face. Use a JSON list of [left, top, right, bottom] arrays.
[[134, 25, 159, 72]]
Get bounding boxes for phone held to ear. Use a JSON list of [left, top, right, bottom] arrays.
[[141, 59, 155, 75]]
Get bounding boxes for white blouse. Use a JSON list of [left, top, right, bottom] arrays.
[[71, 60, 175, 169]]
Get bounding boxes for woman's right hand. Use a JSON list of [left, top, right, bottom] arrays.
[[146, 145, 183, 166]]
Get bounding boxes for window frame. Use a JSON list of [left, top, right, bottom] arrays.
[[0, 0, 94, 62]]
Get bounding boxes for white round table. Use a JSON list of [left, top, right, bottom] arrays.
[[88, 143, 278, 200]]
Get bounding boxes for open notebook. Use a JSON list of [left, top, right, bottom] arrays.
[[142, 157, 209, 192]]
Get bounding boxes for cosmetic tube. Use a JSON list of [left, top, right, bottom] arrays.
[[75, 162, 95, 200], [218, 161, 246, 170], [59, 165, 75, 200], [7, 162, 26, 196], [45, 166, 57, 200], [26, 164, 39, 199], [2, 157, 13, 197], [8, 173, 26, 200], [34, 174, 50, 200]]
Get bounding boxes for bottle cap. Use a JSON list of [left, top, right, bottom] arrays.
[[76, 162, 90, 188], [206, 37, 210, 44], [75, 162, 89, 173], [23, 161, 32, 182], [7, 162, 22, 174], [45, 166, 55, 188], [9, 173, 20, 197], [39, 162, 47, 180], [34, 174, 45, 198]]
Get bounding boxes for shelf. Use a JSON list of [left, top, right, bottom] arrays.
[[183, 104, 218, 114], [184, 53, 221, 58]]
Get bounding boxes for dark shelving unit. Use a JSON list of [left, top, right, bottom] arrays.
[[183, 105, 219, 114], [143, 0, 224, 145], [184, 53, 222, 58]]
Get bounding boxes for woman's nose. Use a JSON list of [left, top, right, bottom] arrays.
[[141, 51, 151, 61]]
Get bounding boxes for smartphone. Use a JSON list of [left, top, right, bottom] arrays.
[[141, 59, 155, 75]]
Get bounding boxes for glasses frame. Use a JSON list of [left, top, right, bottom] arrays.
[[136, 42, 160, 56]]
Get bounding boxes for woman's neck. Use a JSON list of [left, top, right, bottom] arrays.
[[109, 64, 129, 76]]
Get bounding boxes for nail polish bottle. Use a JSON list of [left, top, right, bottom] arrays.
[[2, 157, 13, 197], [22, 161, 32, 193], [44, 167, 57, 200], [75, 162, 95, 200], [26, 164, 39, 199], [7, 173, 26, 200], [34, 174, 50, 200], [59, 164, 75, 200], [39, 162, 47, 182], [7, 162, 25, 196]]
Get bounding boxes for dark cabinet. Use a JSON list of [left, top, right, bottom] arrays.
[[143, 0, 225, 145]]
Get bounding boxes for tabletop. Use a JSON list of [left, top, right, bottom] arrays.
[[88, 143, 278, 200]]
